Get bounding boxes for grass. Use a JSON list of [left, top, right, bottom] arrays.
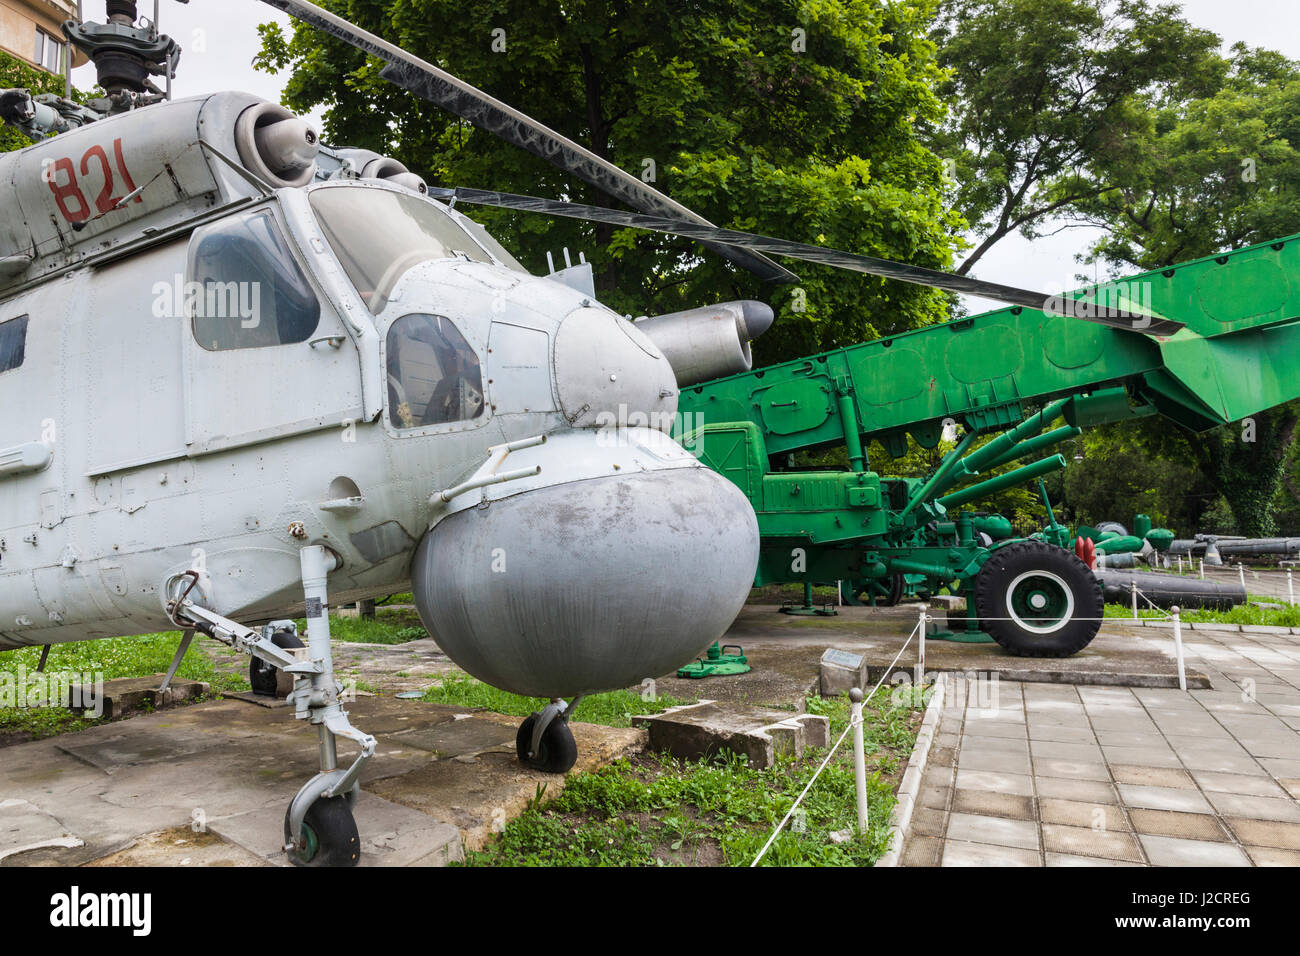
[[0, 630, 245, 743], [421, 671, 686, 728], [461, 686, 925, 867], [1104, 601, 1300, 627], [0, 597, 423, 743], [292, 607, 428, 645]]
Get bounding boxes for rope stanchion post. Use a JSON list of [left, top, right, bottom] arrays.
[[1131, 581, 1139, 620], [917, 604, 927, 689], [1171, 605, 1187, 692], [1200, 559, 1205, 580], [1238, 563, 1246, 589], [849, 687, 867, 838]]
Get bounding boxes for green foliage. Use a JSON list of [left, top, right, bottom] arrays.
[[290, 609, 428, 644], [1055, 35, 1300, 537], [929, 3, 1300, 535], [1105, 601, 1300, 629], [930, 0, 1222, 275], [421, 671, 684, 727], [0, 632, 244, 742], [255, 0, 964, 364], [1080, 44, 1300, 270], [0, 51, 68, 153], [1059, 423, 1213, 533], [463, 687, 922, 866]]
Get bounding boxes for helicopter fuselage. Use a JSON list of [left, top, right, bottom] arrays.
[[0, 92, 760, 698]]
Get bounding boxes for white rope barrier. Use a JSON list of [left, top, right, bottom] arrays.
[[750, 574, 1206, 865], [749, 615, 925, 867]]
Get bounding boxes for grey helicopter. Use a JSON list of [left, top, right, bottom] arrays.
[[0, 0, 1165, 866]]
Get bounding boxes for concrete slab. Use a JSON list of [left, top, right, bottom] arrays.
[[1128, 809, 1230, 842], [941, 840, 1039, 866], [946, 812, 1039, 850], [0, 693, 642, 865], [951, 789, 1036, 821], [1140, 834, 1252, 866], [84, 826, 268, 867], [703, 606, 1209, 693], [631, 700, 829, 768], [367, 728, 645, 853], [391, 717, 517, 757], [56, 725, 233, 771], [0, 799, 83, 863], [207, 791, 465, 866], [67, 676, 209, 720], [1042, 823, 1143, 863], [900, 620, 1300, 868]]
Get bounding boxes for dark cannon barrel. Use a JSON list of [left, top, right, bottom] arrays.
[[1094, 569, 1246, 611]]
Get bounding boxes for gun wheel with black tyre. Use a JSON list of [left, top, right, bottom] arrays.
[[848, 573, 906, 607], [974, 540, 1102, 657]]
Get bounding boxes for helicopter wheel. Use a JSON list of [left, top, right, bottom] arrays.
[[250, 630, 304, 696], [516, 712, 578, 773], [283, 795, 360, 868]]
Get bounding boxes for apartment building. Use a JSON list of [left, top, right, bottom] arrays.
[[0, 0, 84, 75]]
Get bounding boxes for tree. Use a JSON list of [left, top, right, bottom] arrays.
[[255, 0, 966, 364], [1057, 424, 1215, 533], [1079, 44, 1300, 267], [1070, 44, 1300, 537], [930, 2, 1300, 536], [929, 0, 1222, 275]]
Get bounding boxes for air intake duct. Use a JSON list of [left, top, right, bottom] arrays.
[[334, 148, 428, 195], [234, 103, 319, 188], [634, 300, 774, 386]]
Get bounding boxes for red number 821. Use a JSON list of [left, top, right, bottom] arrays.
[[45, 138, 141, 225]]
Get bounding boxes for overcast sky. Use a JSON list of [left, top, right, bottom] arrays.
[[67, 1, 1300, 312]]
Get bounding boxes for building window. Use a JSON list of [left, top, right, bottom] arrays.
[[386, 314, 484, 429], [34, 30, 64, 74], [0, 315, 29, 374]]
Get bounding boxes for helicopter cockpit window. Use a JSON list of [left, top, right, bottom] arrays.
[[310, 187, 494, 313], [386, 314, 485, 429], [459, 216, 529, 274], [188, 209, 321, 351], [0, 314, 28, 374]]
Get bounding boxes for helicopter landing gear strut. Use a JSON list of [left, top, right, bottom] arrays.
[[165, 545, 376, 867], [516, 696, 582, 773]]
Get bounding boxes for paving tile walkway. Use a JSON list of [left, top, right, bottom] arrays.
[[901, 623, 1300, 866]]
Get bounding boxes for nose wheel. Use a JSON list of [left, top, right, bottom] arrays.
[[516, 698, 579, 773], [165, 548, 377, 867], [283, 793, 359, 867]]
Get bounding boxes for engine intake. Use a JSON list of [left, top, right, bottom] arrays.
[[234, 103, 319, 188], [334, 148, 428, 195], [634, 300, 774, 386]]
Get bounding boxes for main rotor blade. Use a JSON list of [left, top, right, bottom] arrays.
[[438, 188, 1184, 336], [256, 0, 798, 284]]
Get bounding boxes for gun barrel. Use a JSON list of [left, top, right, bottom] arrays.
[[937, 455, 1066, 510]]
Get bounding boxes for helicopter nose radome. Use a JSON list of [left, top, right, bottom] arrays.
[[410, 431, 758, 698], [553, 306, 678, 429]]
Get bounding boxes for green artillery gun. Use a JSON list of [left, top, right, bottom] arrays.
[[678, 231, 1300, 657]]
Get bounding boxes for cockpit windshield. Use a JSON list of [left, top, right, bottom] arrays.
[[310, 186, 496, 313]]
